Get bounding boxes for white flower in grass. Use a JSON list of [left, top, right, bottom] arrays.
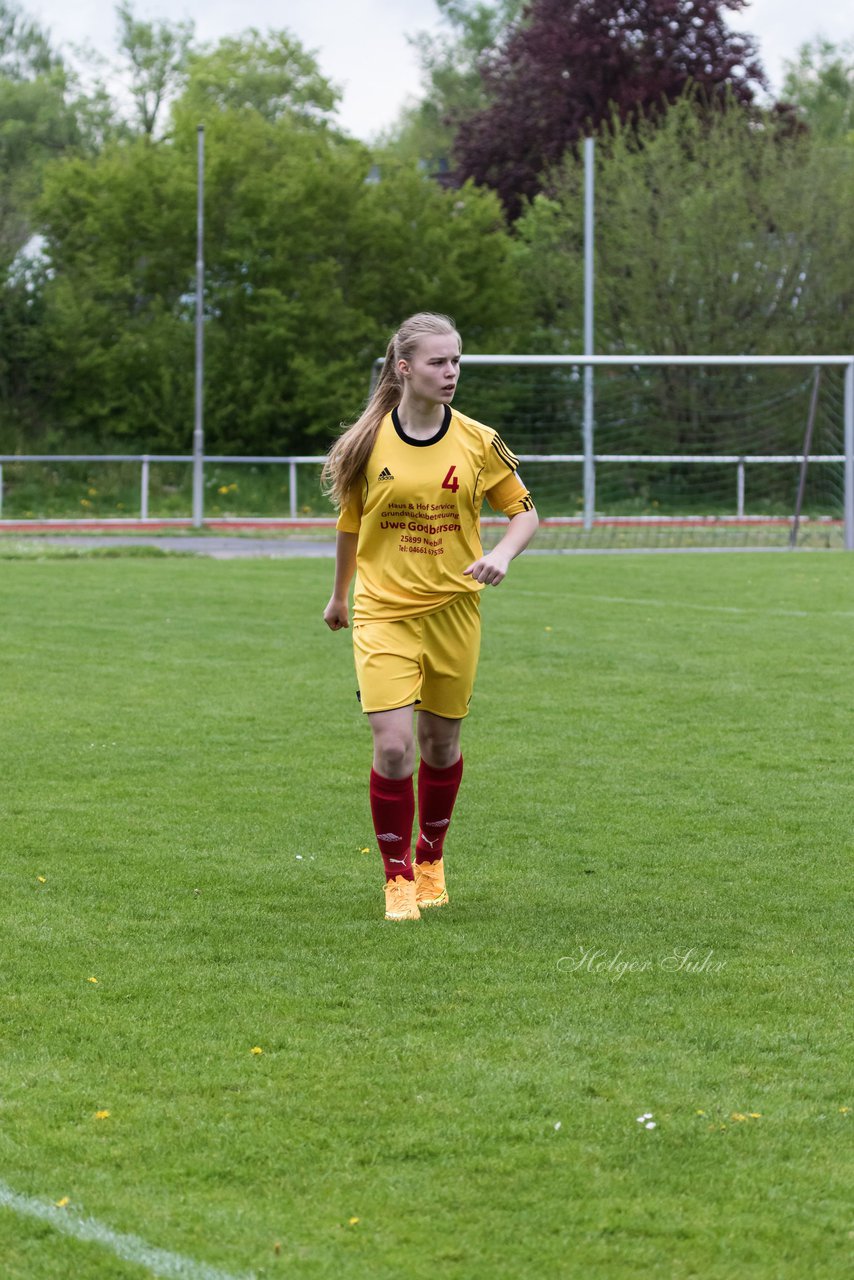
[[636, 1112, 656, 1128]]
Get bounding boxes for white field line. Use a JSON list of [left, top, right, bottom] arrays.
[[513, 590, 854, 621], [0, 1180, 255, 1280]]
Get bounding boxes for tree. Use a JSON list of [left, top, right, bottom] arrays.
[[30, 28, 526, 453], [454, 0, 766, 217], [381, 0, 524, 168], [0, 1, 79, 262], [502, 94, 854, 498], [115, 0, 193, 137], [0, 1, 98, 442], [180, 29, 340, 125], [782, 37, 854, 145], [512, 92, 854, 359], [0, 0, 58, 78]]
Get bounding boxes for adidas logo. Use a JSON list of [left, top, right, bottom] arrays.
[[378, 467, 394, 482]]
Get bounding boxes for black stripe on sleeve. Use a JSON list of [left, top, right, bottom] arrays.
[[519, 494, 535, 512], [491, 435, 519, 471]]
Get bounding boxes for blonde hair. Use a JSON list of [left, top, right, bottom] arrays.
[[322, 312, 461, 509]]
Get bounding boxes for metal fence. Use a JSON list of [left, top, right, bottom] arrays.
[[3, 354, 852, 548], [0, 452, 850, 544], [0, 454, 325, 522]]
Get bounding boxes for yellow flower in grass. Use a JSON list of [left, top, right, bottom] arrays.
[[348, 1217, 360, 1227], [250, 1046, 263, 1055], [55, 1196, 70, 1208], [731, 1113, 747, 1122], [87, 976, 99, 984], [359, 846, 370, 855], [94, 1110, 110, 1120], [37, 876, 46, 884], [840, 1106, 851, 1114]]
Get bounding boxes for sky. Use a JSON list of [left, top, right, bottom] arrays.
[[26, 0, 854, 140]]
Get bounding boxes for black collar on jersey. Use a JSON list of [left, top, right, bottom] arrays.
[[391, 404, 451, 447]]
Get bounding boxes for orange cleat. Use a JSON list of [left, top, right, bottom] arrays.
[[384, 875, 421, 921], [414, 859, 449, 909]]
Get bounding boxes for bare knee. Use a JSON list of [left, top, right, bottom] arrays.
[[371, 727, 414, 773], [369, 707, 416, 779], [421, 740, 460, 769], [372, 733, 415, 778], [418, 717, 462, 770]]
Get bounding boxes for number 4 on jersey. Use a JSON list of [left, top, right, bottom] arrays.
[[441, 465, 460, 494]]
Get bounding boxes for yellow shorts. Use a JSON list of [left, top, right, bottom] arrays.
[[353, 593, 481, 719]]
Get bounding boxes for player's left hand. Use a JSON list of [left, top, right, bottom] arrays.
[[463, 550, 510, 585]]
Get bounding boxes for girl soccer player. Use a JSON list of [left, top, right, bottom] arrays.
[[322, 313, 538, 921]]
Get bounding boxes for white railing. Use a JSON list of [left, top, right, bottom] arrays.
[[516, 454, 847, 521], [0, 451, 848, 536], [371, 352, 854, 549], [0, 454, 326, 522], [3, 354, 852, 546]]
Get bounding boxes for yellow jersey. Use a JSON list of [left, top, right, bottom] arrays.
[[336, 405, 534, 621]]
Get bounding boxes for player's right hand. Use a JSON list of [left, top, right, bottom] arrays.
[[323, 597, 349, 630]]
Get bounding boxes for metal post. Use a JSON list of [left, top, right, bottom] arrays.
[[790, 367, 822, 549], [737, 458, 745, 517], [845, 359, 854, 551], [289, 460, 297, 519], [141, 456, 150, 520], [582, 136, 595, 531], [192, 124, 205, 529]]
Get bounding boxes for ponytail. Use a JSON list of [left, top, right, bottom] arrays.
[[322, 312, 460, 510]]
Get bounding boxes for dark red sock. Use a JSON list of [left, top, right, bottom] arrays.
[[415, 756, 463, 864], [370, 769, 415, 881]]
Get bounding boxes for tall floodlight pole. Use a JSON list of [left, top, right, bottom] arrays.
[[582, 136, 595, 531], [192, 124, 205, 529]]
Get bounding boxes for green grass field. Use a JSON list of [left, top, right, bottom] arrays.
[[1, 550, 852, 1279]]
